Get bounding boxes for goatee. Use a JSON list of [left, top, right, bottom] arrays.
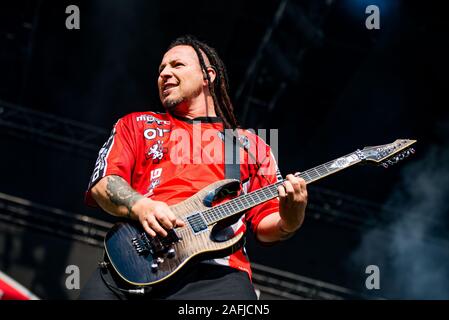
[[163, 97, 184, 111]]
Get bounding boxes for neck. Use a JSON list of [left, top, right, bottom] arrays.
[[172, 94, 217, 119]]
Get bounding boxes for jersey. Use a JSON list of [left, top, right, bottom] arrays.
[[85, 111, 282, 279]]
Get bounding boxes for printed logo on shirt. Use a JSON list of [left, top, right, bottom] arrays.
[[89, 127, 116, 187], [136, 114, 170, 125], [147, 168, 162, 196], [144, 128, 170, 140], [146, 141, 168, 163]]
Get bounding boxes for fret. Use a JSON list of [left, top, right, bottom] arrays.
[[229, 200, 238, 212], [306, 169, 318, 180], [247, 195, 256, 206], [264, 186, 277, 199], [233, 197, 244, 211], [320, 165, 329, 174], [254, 190, 262, 202], [301, 171, 312, 182], [204, 214, 213, 224], [260, 188, 271, 200], [313, 167, 322, 179], [315, 166, 326, 176], [324, 163, 334, 173], [258, 190, 268, 202]]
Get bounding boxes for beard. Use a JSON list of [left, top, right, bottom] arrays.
[[161, 85, 203, 111], [162, 96, 184, 111]]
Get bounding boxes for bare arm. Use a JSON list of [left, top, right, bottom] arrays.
[[91, 175, 185, 236], [91, 175, 144, 219], [255, 174, 307, 243]]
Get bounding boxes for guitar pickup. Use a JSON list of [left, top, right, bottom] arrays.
[[186, 213, 208, 234]]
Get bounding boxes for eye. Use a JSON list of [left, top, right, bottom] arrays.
[[174, 62, 184, 68]]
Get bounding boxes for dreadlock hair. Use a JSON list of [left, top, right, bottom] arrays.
[[167, 35, 239, 129]]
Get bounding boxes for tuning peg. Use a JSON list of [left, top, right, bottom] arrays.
[[410, 148, 415, 154], [382, 163, 389, 168]]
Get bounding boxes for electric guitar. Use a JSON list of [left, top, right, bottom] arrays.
[[104, 139, 416, 287]]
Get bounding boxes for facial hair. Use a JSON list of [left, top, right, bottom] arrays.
[[162, 84, 203, 112], [163, 96, 184, 111]]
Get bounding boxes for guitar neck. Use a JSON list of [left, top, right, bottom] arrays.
[[202, 150, 364, 225]]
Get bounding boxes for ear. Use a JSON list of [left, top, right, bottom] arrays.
[[203, 66, 217, 85]]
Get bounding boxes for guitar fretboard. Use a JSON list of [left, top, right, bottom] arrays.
[[201, 151, 363, 225]]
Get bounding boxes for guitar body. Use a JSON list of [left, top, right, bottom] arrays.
[[104, 179, 245, 287]]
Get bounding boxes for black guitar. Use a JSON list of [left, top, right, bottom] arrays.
[[104, 139, 416, 287]]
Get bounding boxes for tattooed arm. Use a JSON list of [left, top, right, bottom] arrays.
[[91, 175, 185, 237], [90, 175, 144, 219]]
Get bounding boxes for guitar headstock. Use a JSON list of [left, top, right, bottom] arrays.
[[359, 139, 417, 168]]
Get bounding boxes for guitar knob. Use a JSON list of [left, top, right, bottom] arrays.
[[151, 263, 158, 273], [156, 257, 164, 264], [167, 248, 176, 258]]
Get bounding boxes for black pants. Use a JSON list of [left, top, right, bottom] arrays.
[[78, 262, 258, 300]]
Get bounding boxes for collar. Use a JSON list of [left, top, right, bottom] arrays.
[[170, 113, 223, 124]]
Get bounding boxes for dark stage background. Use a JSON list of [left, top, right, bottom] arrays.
[[1, 0, 448, 299]]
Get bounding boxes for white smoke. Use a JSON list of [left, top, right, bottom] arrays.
[[350, 142, 449, 299]]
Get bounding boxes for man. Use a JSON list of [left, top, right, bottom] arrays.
[[79, 36, 307, 300]]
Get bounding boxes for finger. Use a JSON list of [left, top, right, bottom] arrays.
[[175, 218, 186, 227], [283, 180, 295, 202], [141, 220, 156, 238], [286, 174, 301, 191], [298, 178, 308, 197], [277, 184, 287, 199], [163, 209, 186, 228], [147, 215, 168, 237], [155, 211, 174, 230], [164, 209, 181, 227]]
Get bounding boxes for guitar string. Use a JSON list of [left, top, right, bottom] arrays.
[[173, 151, 360, 236], [200, 151, 360, 223]]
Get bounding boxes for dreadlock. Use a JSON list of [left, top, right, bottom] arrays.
[[167, 35, 239, 129]]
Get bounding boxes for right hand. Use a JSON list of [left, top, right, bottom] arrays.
[[132, 198, 185, 237]]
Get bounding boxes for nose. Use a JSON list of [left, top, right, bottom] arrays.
[[159, 65, 173, 80]]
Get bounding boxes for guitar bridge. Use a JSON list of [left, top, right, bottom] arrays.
[[131, 230, 181, 256], [131, 233, 152, 255]]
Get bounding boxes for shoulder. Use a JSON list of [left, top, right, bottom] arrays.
[[111, 111, 172, 134], [119, 111, 170, 126]]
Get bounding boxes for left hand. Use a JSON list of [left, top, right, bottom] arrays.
[[277, 173, 308, 232]]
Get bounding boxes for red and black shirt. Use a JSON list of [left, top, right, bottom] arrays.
[[86, 111, 281, 278]]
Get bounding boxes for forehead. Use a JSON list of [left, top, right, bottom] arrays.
[[161, 45, 199, 64]]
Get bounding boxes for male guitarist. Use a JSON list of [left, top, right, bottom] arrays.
[[79, 36, 308, 300]]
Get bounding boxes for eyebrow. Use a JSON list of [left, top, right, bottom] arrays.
[[158, 58, 183, 73]]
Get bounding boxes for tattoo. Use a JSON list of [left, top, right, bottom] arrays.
[[105, 176, 144, 219]]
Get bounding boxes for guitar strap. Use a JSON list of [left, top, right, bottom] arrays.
[[224, 130, 241, 181]]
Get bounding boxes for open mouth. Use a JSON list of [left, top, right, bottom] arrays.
[[162, 83, 178, 96]]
